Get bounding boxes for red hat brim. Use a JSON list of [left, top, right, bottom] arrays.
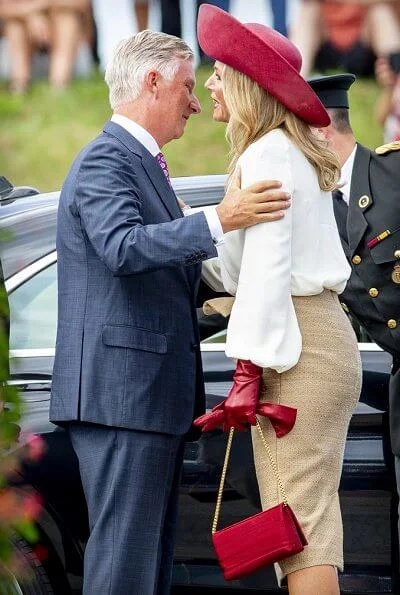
[[197, 4, 330, 128]]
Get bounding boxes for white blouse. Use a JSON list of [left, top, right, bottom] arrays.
[[202, 128, 350, 372]]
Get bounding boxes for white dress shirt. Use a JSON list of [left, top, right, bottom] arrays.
[[110, 114, 224, 245], [202, 128, 351, 372], [338, 144, 357, 205]]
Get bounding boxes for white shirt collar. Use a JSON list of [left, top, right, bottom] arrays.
[[110, 114, 160, 157], [339, 144, 357, 205]]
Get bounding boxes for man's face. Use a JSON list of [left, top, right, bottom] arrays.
[[157, 59, 201, 145]]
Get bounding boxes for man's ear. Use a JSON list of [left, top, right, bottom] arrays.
[[144, 70, 160, 95]]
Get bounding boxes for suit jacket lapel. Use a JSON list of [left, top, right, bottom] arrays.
[[103, 121, 183, 221], [347, 144, 373, 256]]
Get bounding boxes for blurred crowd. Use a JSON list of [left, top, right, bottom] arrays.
[[1, 0, 400, 139]]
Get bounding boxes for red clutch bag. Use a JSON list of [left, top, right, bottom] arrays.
[[211, 420, 307, 581]]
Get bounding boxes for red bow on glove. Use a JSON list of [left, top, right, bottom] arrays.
[[194, 359, 297, 436]]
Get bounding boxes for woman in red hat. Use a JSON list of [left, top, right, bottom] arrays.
[[195, 5, 361, 594]]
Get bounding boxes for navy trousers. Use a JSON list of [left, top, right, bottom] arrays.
[[68, 423, 184, 595]]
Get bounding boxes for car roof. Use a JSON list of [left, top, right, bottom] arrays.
[[0, 192, 59, 280], [0, 175, 227, 280], [0, 191, 59, 218]]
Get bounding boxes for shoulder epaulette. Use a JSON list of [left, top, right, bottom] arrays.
[[375, 141, 400, 155]]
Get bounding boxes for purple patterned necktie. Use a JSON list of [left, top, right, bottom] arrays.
[[156, 152, 171, 186]]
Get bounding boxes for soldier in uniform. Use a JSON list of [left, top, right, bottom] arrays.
[[309, 72, 400, 575]]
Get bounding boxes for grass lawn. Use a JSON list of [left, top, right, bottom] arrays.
[[0, 67, 383, 193]]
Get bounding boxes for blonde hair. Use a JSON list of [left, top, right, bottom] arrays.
[[222, 65, 340, 192], [105, 30, 193, 109]]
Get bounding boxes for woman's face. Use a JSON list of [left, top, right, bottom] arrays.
[[205, 61, 230, 123]]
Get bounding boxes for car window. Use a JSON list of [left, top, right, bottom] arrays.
[[201, 328, 227, 344], [7, 259, 374, 351], [348, 314, 374, 343], [9, 263, 57, 350]]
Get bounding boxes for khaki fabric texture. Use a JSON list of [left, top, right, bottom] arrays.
[[251, 290, 362, 580], [203, 296, 235, 318]]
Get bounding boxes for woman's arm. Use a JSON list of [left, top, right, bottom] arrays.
[[201, 257, 226, 292], [225, 132, 302, 372]]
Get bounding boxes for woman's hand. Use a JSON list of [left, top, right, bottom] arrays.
[[194, 360, 263, 432], [194, 398, 298, 437], [223, 360, 263, 429]]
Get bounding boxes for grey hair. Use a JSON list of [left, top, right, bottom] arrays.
[[104, 30, 194, 108]]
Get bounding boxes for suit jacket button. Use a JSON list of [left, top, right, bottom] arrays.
[[352, 255, 361, 265], [395, 250, 400, 259], [388, 319, 397, 329], [369, 288, 379, 298], [341, 302, 349, 313], [191, 343, 199, 351]]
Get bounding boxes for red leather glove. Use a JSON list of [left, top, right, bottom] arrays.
[[224, 359, 263, 429], [194, 359, 262, 432], [194, 399, 297, 437], [192, 402, 238, 433]]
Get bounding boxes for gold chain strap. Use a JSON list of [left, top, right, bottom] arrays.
[[254, 419, 288, 506], [212, 427, 235, 534], [212, 418, 288, 535]]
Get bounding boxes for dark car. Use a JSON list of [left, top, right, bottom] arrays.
[[0, 177, 395, 594]]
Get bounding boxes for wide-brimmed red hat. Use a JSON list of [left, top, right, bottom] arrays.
[[197, 4, 330, 127]]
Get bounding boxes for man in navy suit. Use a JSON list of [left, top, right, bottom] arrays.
[[50, 29, 290, 594]]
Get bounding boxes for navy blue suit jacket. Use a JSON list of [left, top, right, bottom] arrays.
[[50, 121, 217, 435]]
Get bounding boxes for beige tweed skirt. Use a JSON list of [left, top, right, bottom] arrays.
[[251, 289, 362, 581]]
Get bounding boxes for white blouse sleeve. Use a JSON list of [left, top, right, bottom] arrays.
[[201, 257, 226, 292], [225, 132, 302, 372]]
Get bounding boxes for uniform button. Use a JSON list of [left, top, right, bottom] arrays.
[[395, 250, 400, 259], [388, 319, 397, 329], [352, 255, 361, 265], [369, 288, 379, 298], [341, 302, 349, 313], [358, 195, 370, 208]]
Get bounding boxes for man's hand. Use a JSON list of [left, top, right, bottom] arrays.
[[216, 168, 290, 233]]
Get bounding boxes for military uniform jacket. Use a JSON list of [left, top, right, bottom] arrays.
[[333, 142, 400, 454], [334, 143, 400, 358]]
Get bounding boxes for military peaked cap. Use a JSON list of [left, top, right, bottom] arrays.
[[307, 73, 356, 109]]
